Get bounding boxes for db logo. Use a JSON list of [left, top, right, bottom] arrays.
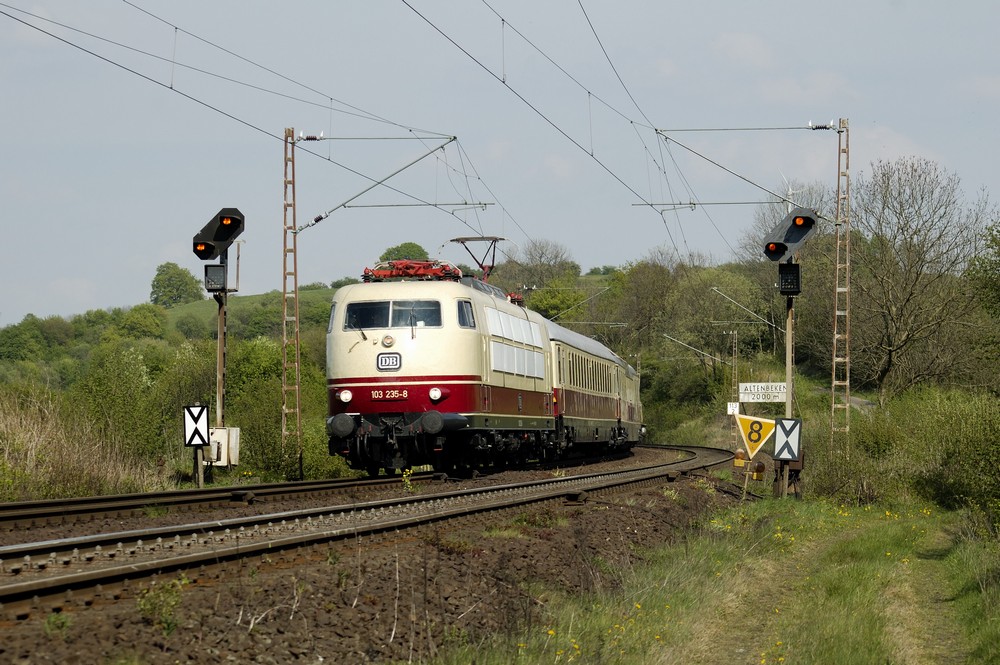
[[376, 353, 402, 371]]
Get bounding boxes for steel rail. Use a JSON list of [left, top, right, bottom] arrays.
[[0, 446, 730, 617], [0, 472, 440, 531]]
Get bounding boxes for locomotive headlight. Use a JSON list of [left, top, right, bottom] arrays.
[[428, 387, 442, 401], [338, 389, 353, 403]]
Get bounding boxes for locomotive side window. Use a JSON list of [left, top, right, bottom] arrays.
[[327, 302, 337, 334], [457, 300, 476, 329]]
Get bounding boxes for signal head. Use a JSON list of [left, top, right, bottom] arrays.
[[193, 240, 218, 260], [192, 207, 244, 261], [764, 240, 788, 261], [761, 207, 819, 262], [791, 212, 815, 230]]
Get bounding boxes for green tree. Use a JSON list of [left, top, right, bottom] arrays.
[[37, 316, 74, 350], [0, 316, 45, 362], [379, 242, 429, 262], [969, 217, 1000, 318], [150, 262, 204, 308], [330, 276, 361, 290], [601, 256, 675, 351], [527, 276, 586, 320], [455, 263, 481, 278], [70, 309, 118, 346], [120, 303, 169, 340], [148, 341, 216, 458], [174, 313, 210, 340], [230, 294, 282, 339]]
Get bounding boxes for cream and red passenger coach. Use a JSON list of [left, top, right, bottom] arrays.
[[326, 260, 644, 475]]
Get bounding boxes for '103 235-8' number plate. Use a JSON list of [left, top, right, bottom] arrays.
[[371, 388, 408, 400]]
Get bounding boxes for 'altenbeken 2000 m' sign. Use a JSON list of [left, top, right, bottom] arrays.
[[738, 382, 787, 403]]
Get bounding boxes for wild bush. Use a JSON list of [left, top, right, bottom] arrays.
[[0, 384, 170, 499], [69, 339, 162, 459], [806, 387, 1000, 527]]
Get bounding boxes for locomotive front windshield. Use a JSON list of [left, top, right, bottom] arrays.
[[344, 300, 442, 330]]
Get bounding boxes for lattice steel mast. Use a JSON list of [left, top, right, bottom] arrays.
[[282, 128, 303, 478], [830, 119, 851, 450]]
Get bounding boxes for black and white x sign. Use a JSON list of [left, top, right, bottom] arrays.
[[184, 405, 209, 447], [773, 418, 801, 461]]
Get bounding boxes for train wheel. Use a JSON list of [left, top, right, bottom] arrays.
[[366, 465, 381, 478]]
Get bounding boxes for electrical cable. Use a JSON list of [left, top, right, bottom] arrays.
[[401, 0, 657, 217], [0, 2, 506, 242]]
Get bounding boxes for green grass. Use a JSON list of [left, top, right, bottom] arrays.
[[433, 499, 998, 664]]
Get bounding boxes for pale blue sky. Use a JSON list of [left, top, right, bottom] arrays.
[[1, 1, 997, 324]]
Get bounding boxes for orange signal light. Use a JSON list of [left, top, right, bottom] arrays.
[[195, 242, 207, 252], [220, 216, 233, 226], [793, 216, 806, 226]]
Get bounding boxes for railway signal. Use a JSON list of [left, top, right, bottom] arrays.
[[193, 208, 245, 260], [760, 206, 820, 499], [762, 207, 818, 263], [190, 207, 244, 487]]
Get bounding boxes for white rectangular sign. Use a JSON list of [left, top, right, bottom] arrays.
[[739, 382, 787, 403], [774, 418, 802, 461], [183, 405, 209, 447]]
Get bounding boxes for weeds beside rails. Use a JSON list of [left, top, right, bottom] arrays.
[[137, 574, 190, 637], [432, 498, 998, 665]]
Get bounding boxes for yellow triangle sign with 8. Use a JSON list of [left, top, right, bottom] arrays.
[[735, 414, 776, 458]]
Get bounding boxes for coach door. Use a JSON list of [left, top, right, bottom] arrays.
[[614, 366, 622, 420]]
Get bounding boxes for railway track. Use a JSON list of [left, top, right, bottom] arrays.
[[0, 445, 731, 621], [0, 447, 641, 534], [0, 472, 441, 532]]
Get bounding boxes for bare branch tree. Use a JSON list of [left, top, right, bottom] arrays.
[[850, 157, 993, 403]]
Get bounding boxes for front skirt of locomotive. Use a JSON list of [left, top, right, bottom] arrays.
[[327, 410, 470, 468], [328, 409, 468, 443]]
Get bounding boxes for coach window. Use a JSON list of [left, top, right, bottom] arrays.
[[457, 300, 476, 329]]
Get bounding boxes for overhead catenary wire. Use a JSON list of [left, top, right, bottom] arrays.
[[118, 0, 534, 244], [0, 3, 513, 244], [401, 0, 706, 266], [576, 0, 654, 130], [482, 0, 690, 253], [0, 1, 445, 134], [656, 130, 812, 215], [710, 287, 783, 333], [5, 1, 832, 268], [465, 2, 844, 258], [401, 0, 657, 215], [663, 334, 730, 366], [122, 0, 454, 139], [301, 137, 457, 232]]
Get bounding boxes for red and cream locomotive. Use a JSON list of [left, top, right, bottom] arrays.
[[325, 259, 644, 475]]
